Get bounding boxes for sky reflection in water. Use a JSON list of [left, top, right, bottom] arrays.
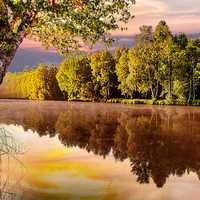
[[0, 100, 200, 200]]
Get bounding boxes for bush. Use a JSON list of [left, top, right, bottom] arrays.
[[192, 100, 200, 106], [56, 56, 94, 100]]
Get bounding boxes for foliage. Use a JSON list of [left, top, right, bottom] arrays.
[[90, 51, 117, 99], [115, 51, 130, 97], [0, 0, 135, 55], [115, 21, 200, 103], [116, 48, 149, 98], [135, 25, 153, 47], [56, 56, 94, 100], [0, 64, 62, 100], [107, 98, 155, 105], [114, 47, 128, 63], [0, 0, 135, 84], [0, 20, 200, 105]]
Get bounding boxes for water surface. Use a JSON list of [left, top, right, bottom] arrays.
[[0, 100, 200, 200]]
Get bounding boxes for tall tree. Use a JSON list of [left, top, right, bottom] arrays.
[[135, 25, 153, 47], [128, 48, 149, 97], [153, 20, 174, 99], [116, 47, 149, 98], [140, 42, 163, 99], [185, 42, 200, 102], [0, 0, 135, 84], [114, 47, 128, 64], [90, 51, 117, 99], [153, 21, 172, 42], [174, 33, 188, 50], [116, 50, 131, 97], [56, 56, 93, 100]]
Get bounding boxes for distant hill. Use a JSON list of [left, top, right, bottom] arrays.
[[188, 33, 200, 39], [9, 36, 135, 72], [9, 48, 64, 72]]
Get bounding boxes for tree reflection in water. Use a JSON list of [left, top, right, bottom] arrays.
[[0, 102, 200, 188], [0, 128, 25, 200]]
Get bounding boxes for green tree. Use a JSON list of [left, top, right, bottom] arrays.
[[138, 42, 163, 99], [185, 42, 200, 102], [90, 51, 117, 99], [0, 0, 135, 84], [153, 20, 174, 99], [116, 48, 149, 98], [56, 56, 94, 100], [135, 25, 153, 47], [42, 64, 63, 100], [153, 20, 172, 42], [174, 33, 188, 50], [168, 33, 189, 101], [116, 50, 131, 97], [114, 47, 128, 64], [167, 38, 200, 102], [128, 48, 149, 96]]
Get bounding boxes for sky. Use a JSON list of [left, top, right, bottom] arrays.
[[114, 0, 200, 35], [22, 0, 200, 48]]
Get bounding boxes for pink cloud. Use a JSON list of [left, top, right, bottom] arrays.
[[20, 39, 42, 49], [21, 0, 200, 48]]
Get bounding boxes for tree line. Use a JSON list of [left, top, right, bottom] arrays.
[[114, 21, 200, 103], [0, 21, 200, 104], [0, 64, 61, 100]]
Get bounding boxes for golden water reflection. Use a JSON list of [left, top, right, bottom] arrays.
[[0, 100, 200, 200]]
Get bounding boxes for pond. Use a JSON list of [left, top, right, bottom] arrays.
[[0, 100, 200, 200]]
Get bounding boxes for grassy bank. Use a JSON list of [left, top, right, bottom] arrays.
[[107, 98, 200, 106]]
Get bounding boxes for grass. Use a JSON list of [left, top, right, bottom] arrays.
[[192, 100, 200, 106], [106, 98, 197, 106], [107, 98, 155, 105]]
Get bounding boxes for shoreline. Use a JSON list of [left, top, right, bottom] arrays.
[[0, 98, 200, 106]]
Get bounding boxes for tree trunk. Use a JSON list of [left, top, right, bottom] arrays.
[[193, 77, 196, 101], [155, 80, 159, 99], [188, 78, 193, 103], [0, 31, 26, 84], [148, 70, 155, 99], [188, 66, 194, 103], [168, 59, 173, 99]]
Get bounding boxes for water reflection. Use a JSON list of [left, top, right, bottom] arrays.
[[0, 101, 200, 189]]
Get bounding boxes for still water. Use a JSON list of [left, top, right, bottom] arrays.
[[0, 100, 200, 200]]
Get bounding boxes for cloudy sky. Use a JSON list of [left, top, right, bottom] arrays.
[[22, 0, 200, 48], [114, 0, 200, 35]]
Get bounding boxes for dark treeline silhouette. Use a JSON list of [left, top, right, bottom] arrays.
[[0, 101, 200, 188]]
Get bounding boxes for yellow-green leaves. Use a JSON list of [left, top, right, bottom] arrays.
[[0, 64, 62, 100], [56, 56, 94, 100]]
